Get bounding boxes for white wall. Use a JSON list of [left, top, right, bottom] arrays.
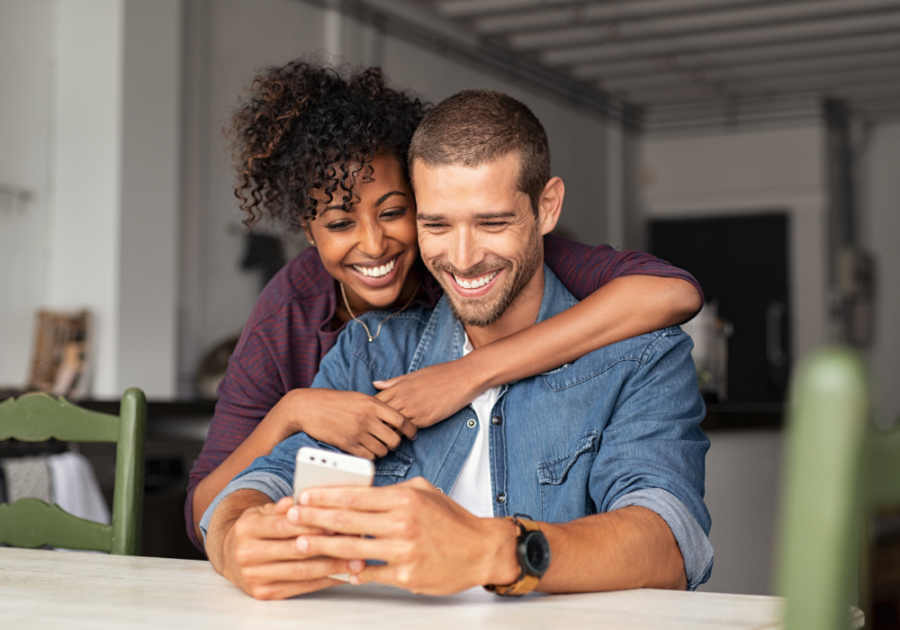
[[642, 124, 831, 365], [641, 124, 832, 596], [0, 0, 55, 386], [0, 0, 182, 398], [861, 121, 900, 426]]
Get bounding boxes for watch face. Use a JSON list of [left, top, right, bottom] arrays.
[[523, 532, 551, 575]]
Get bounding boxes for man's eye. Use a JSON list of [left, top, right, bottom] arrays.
[[483, 222, 507, 228], [424, 223, 447, 229]]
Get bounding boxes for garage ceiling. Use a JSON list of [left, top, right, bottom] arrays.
[[403, 0, 900, 131]]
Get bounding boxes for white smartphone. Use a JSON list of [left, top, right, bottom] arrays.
[[293, 447, 375, 582], [293, 446, 375, 502]]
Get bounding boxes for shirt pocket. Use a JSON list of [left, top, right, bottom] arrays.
[[537, 431, 598, 522], [373, 449, 413, 487]]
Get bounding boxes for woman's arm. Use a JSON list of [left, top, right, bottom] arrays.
[[375, 274, 700, 427], [192, 388, 416, 545], [376, 234, 702, 426]]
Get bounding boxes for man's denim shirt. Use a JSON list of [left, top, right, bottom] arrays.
[[202, 266, 714, 589]]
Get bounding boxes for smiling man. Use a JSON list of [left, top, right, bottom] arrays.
[[202, 90, 713, 600]]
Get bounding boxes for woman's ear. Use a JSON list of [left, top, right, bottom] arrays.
[[537, 177, 564, 236], [303, 223, 316, 247]]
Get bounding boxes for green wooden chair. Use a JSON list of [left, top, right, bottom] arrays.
[[778, 347, 899, 630], [0, 388, 147, 555]]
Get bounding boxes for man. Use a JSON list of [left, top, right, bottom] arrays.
[[202, 90, 713, 600]]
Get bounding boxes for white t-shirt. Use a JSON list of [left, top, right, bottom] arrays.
[[447, 334, 500, 518]]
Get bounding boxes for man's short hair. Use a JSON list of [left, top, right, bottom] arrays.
[[408, 89, 551, 215]]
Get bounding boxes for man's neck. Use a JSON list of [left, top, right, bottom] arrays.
[[465, 265, 545, 349]]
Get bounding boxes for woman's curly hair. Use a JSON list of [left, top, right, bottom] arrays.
[[228, 60, 430, 231]]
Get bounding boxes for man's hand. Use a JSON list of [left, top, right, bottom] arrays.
[[207, 491, 357, 600], [374, 359, 483, 429], [287, 478, 521, 595]]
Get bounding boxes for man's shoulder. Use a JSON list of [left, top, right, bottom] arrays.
[[327, 304, 437, 383]]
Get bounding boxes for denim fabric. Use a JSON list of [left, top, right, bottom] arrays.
[[202, 266, 713, 588]]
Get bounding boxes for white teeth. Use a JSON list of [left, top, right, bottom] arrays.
[[354, 257, 396, 278], [453, 270, 498, 290]]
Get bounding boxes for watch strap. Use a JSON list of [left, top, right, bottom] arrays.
[[484, 516, 544, 597]]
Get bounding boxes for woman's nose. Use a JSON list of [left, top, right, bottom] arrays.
[[358, 220, 388, 259]]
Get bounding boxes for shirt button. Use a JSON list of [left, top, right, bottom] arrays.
[[491, 415, 502, 425], [466, 418, 477, 428], [496, 493, 506, 503]]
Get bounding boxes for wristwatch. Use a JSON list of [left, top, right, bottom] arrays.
[[484, 515, 551, 597]]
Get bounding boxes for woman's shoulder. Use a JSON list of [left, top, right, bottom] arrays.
[[245, 247, 335, 333]]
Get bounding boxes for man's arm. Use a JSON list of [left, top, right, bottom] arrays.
[[287, 480, 685, 595]]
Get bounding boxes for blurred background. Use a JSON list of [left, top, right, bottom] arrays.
[[1, 0, 898, 603]]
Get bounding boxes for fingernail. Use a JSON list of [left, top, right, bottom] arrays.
[[287, 507, 301, 523], [299, 492, 310, 505], [296, 537, 309, 552], [373, 380, 384, 385], [349, 560, 365, 572], [349, 575, 361, 585]]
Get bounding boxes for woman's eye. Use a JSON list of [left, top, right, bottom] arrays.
[[381, 207, 407, 219], [326, 221, 353, 231]]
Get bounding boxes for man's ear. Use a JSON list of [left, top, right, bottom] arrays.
[[536, 177, 564, 236]]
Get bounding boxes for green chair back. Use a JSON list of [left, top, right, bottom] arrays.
[[0, 388, 147, 555], [779, 347, 900, 630]]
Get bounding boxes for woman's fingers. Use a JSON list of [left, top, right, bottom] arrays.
[[371, 398, 417, 441]]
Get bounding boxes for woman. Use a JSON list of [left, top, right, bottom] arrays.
[[187, 60, 703, 549]]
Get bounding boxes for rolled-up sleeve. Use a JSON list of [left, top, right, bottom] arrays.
[[589, 328, 713, 588], [610, 488, 714, 590]]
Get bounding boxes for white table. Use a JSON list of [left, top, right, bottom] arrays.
[[0, 547, 840, 630]]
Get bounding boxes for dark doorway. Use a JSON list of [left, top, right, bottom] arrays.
[[649, 212, 791, 404]]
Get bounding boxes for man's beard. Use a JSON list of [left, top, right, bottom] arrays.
[[429, 225, 543, 328]]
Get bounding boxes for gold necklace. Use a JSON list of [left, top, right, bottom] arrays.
[[339, 282, 418, 342]]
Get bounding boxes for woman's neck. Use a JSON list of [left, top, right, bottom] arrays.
[[333, 267, 421, 325]]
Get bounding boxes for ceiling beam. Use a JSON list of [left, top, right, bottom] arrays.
[[473, 0, 783, 35], [570, 30, 900, 80], [542, 10, 900, 66], [509, 0, 900, 51], [598, 48, 900, 92]]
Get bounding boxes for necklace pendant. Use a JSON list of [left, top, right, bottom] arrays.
[[367, 336, 374, 342]]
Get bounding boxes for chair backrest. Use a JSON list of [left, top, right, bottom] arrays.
[[779, 347, 900, 630], [0, 388, 146, 555]]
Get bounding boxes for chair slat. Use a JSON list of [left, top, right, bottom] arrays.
[[0, 498, 113, 552], [866, 428, 900, 509], [0, 393, 118, 443]]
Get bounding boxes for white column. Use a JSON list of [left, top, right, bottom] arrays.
[[49, 0, 182, 399]]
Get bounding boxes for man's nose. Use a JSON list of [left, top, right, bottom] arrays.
[[449, 228, 480, 273]]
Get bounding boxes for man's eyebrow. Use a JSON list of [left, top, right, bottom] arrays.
[[475, 212, 517, 220], [375, 191, 407, 206]]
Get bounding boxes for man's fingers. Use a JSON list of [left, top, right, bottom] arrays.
[[290, 506, 398, 537], [299, 478, 432, 512], [237, 511, 325, 540], [297, 534, 392, 562], [244, 576, 343, 600], [243, 556, 354, 583]]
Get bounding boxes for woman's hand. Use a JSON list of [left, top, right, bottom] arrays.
[[283, 388, 418, 460], [373, 356, 483, 429]]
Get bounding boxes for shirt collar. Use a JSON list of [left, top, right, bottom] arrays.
[[407, 264, 577, 373]]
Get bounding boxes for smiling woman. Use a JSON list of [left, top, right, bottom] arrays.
[[185, 59, 706, 552]]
